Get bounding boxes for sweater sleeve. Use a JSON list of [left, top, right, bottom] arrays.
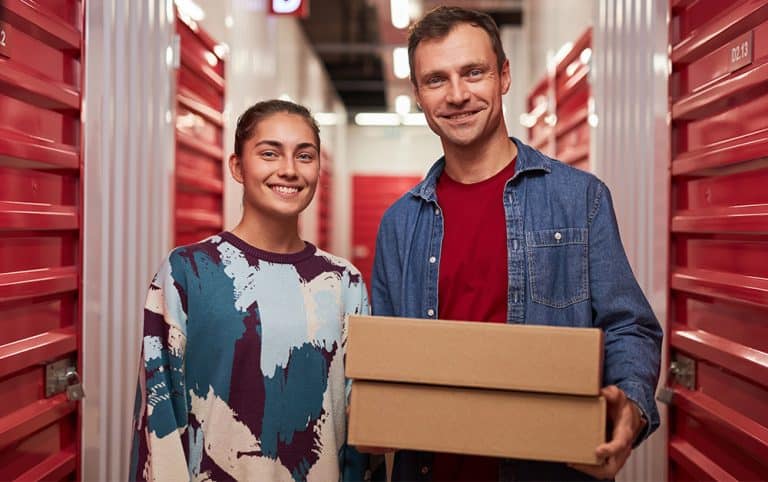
[[130, 254, 191, 481], [341, 269, 373, 482]]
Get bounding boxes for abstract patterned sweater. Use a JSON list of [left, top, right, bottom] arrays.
[[130, 232, 370, 482]]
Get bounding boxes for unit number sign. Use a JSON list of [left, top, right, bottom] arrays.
[[0, 23, 9, 59], [728, 30, 753, 73]]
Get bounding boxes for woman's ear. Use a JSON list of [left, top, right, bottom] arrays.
[[228, 153, 244, 184]]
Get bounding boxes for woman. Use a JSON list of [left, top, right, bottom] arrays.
[[130, 100, 369, 481]]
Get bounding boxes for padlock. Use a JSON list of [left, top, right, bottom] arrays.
[[64, 369, 85, 401], [67, 383, 85, 401]]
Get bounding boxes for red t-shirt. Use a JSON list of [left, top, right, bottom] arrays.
[[432, 158, 515, 481]]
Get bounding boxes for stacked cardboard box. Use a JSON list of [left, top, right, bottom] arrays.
[[346, 315, 606, 465]]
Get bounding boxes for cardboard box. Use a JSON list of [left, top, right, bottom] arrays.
[[346, 315, 603, 396], [349, 381, 606, 465]]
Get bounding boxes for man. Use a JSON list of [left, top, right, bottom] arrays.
[[369, 6, 662, 481]]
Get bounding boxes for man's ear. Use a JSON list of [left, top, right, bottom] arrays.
[[500, 59, 511, 95], [228, 154, 244, 184]]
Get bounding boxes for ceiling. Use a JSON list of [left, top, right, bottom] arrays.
[[299, 0, 523, 114]]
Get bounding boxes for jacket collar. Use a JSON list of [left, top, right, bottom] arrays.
[[409, 137, 552, 202]]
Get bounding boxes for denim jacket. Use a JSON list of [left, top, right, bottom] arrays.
[[370, 138, 662, 482]]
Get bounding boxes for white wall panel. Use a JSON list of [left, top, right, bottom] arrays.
[[592, 1, 669, 481], [81, 0, 176, 480], [501, 25, 529, 141], [348, 125, 443, 177]]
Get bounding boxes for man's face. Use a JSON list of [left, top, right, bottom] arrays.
[[412, 23, 510, 150]]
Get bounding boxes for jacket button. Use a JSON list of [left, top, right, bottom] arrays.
[[554, 231, 562, 241], [420, 465, 430, 475], [427, 309, 435, 317], [434, 208, 440, 216], [429, 256, 436, 263]]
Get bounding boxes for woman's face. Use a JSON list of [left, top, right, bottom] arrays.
[[230, 112, 320, 221]]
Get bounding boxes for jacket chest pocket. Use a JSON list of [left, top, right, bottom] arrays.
[[525, 228, 589, 308]]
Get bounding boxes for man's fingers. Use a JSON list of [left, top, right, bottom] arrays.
[[569, 455, 622, 480]]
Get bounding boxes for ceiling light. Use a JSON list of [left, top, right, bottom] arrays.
[[401, 113, 427, 126], [354, 113, 400, 126], [395, 95, 411, 115], [391, 0, 409, 29], [393, 47, 409, 79], [314, 113, 340, 126], [174, 0, 205, 21]]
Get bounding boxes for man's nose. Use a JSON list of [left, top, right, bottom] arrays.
[[446, 78, 470, 104]]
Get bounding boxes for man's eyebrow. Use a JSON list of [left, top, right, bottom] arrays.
[[419, 61, 489, 80]]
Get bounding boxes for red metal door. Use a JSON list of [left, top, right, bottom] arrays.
[[554, 28, 592, 172], [667, 0, 768, 480], [525, 27, 592, 172], [524, 77, 554, 156], [0, 1, 83, 479], [174, 15, 225, 246], [352, 175, 422, 288]]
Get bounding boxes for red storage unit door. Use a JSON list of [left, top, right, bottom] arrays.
[[554, 28, 591, 172], [0, 1, 83, 479], [668, 0, 768, 480], [352, 175, 422, 288], [175, 15, 225, 246], [525, 76, 553, 156]]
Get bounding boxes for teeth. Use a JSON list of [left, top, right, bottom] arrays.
[[273, 185, 299, 194], [449, 112, 474, 119]]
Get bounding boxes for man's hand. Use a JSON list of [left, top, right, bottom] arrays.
[[568, 385, 647, 479]]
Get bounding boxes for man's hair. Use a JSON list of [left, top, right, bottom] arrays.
[[233, 99, 320, 157], [407, 6, 507, 86]]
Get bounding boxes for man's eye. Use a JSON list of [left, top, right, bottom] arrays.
[[261, 151, 278, 159], [297, 153, 315, 162], [427, 77, 444, 86], [468, 69, 483, 77]]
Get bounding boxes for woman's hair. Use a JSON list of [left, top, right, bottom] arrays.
[[233, 99, 320, 157]]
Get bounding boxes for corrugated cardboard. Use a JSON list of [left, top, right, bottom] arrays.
[[346, 315, 603, 396], [349, 381, 606, 465]]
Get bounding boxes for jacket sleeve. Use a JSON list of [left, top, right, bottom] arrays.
[[588, 181, 663, 444], [130, 254, 190, 481], [371, 211, 399, 317]]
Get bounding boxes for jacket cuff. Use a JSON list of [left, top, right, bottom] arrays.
[[617, 380, 658, 446]]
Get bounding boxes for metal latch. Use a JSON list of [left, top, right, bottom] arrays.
[[656, 353, 696, 405], [45, 358, 85, 401]]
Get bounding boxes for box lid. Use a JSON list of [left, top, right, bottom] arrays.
[[346, 315, 603, 395]]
